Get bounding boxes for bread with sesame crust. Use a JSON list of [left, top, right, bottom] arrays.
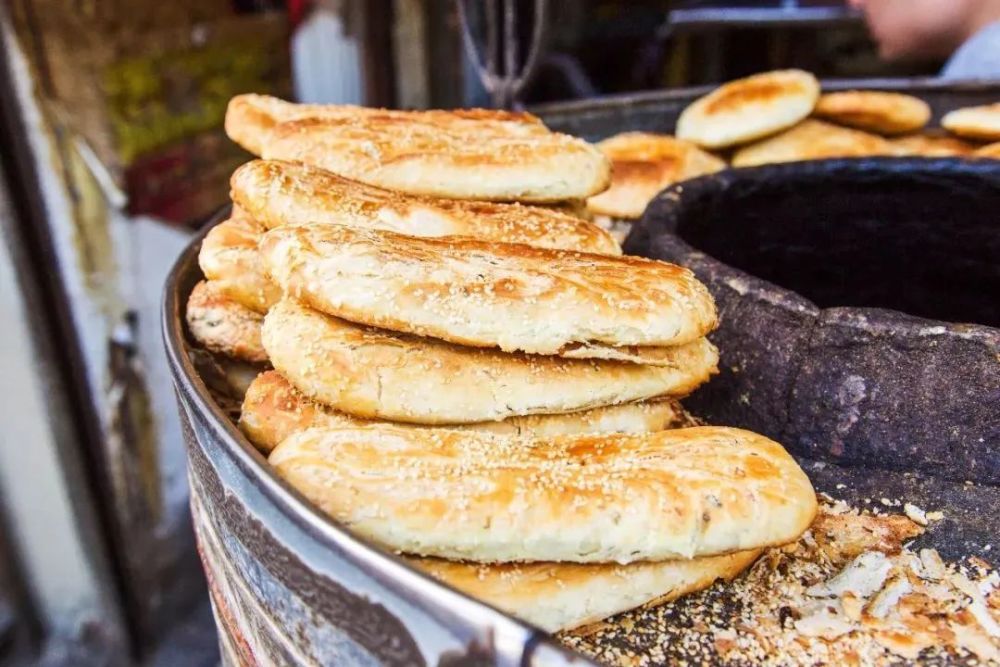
[[260, 224, 718, 362], [261, 300, 717, 424], [731, 119, 893, 168], [185, 280, 267, 363], [225, 93, 548, 156], [230, 160, 620, 254], [677, 70, 820, 149], [268, 425, 817, 563], [239, 370, 697, 453], [813, 90, 930, 135], [411, 549, 761, 632], [198, 209, 280, 313]]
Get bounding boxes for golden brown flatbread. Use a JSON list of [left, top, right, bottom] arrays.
[[942, 103, 1000, 141], [259, 223, 718, 359], [412, 549, 761, 632], [814, 91, 930, 135], [185, 281, 267, 363], [239, 370, 696, 453], [677, 70, 820, 149], [732, 119, 894, 168], [891, 132, 978, 157], [269, 425, 818, 563], [198, 210, 280, 313], [230, 159, 620, 254], [586, 133, 727, 220], [974, 141, 1000, 159], [261, 300, 717, 425]]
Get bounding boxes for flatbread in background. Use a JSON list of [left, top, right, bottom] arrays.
[[974, 141, 1000, 159], [230, 159, 620, 255], [814, 90, 930, 135], [732, 119, 894, 168], [185, 281, 267, 364], [261, 300, 717, 425], [412, 549, 761, 633], [239, 371, 696, 453], [586, 133, 727, 220], [677, 69, 820, 149], [198, 211, 280, 314], [268, 425, 818, 563], [260, 224, 718, 358], [891, 132, 978, 157], [942, 103, 1000, 141]]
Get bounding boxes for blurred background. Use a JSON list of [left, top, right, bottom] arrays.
[[0, 0, 975, 664]]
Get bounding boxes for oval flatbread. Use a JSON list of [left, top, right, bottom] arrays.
[[942, 103, 1000, 142], [412, 549, 761, 633], [974, 141, 1000, 159], [261, 300, 717, 425], [260, 223, 718, 358], [677, 69, 820, 149], [814, 91, 930, 135], [231, 159, 620, 255], [269, 425, 818, 563], [185, 281, 267, 363], [732, 119, 893, 168], [586, 133, 727, 220], [198, 210, 280, 313], [891, 132, 977, 157], [239, 371, 696, 453]]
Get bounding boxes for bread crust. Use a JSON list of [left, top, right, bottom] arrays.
[[891, 132, 977, 157], [731, 119, 893, 168], [677, 70, 820, 149], [230, 159, 619, 254], [974, 141, 1000, 159], [411, 548, 761, 632], [942, 103, 1000, 141], [261, 300, 718, 424], [186, 281, 267, 363], [268, 425, 817, 563], [814, 91, 930, 135], [239, 370, 696, 453], [260, 224, 718, 357], [586, 133, 726, 220], [198, 210, 281, 313]]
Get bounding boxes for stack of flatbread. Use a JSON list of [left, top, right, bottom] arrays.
[[185, 95, 819, 633], [584, 72, 1000, 238]]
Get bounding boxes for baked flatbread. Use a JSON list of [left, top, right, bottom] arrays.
[[586, 133, 727, 220], [227, 94, 611, 202], [239, 370, 696, 453], [186, 281, 267, 363], [942, 103, 1000, 141], [412, 549, 761, 633], [891, 132, 977, 157], [974, 141, 1000, 159], [677, 69, 820, 149], [230, 160, 620, 254], [198, 210, 280, 313], [814, 91, 930, 135], [731, 119, 893, 168], [262, 300, 716, 424], [269, 425, 817, 563], [260, 224, 718, 359], [225, 93, 547, 155]]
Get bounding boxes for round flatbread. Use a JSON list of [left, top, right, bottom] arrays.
[[814, 90, 930, 135], [974, 141, 1000, 159], [198, 211, 280, 314], [732, 119, 893, 168], [676, 69, 820, 149], [586, 133, 727, 220], [942, 103, 1000, 142], [185, 281, 267, 363]]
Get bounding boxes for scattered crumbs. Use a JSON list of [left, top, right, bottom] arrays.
[[560, 500, 999, 666], [904, 503, 928, 526]]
